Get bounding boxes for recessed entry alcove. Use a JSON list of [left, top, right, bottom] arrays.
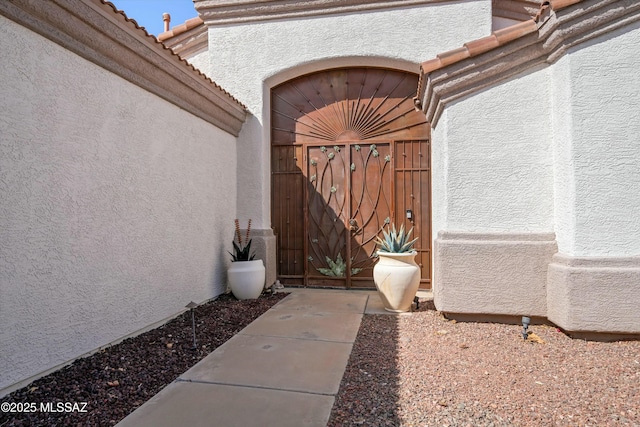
[[271, 67, 432, 289]]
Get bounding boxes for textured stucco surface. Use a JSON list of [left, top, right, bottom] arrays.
[[431, 109, 448, 246], [551, 23, 640, 257], [544, 22, 640, 335], [0, 16, 237, 394], [434, 66, 555, 233], [434, 232, 557, 317], [547, 254, 640, 334], [185, 49, 212, 79]]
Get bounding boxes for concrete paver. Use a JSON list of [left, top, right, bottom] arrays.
[[115, 381, 335, 427], [240, 309, 363, 342], [180, 334, 353, 395], [270, 290, 368, 313], [116, 289, 369, 427]]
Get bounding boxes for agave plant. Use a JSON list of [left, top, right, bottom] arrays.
[[229, 219, 256, 261], [375, 223, 418, 253], [316, 254, 363, 277]]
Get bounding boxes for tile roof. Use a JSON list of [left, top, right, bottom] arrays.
[[157, 16, 205, 42], [418, 1, 559, 76], [0, 0, 247, 134], [100, 1, 243, 109], [415, 0, 640, 126], [492, 0, 546, 22]]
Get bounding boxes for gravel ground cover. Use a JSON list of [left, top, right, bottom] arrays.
[[4, 292, 638, 427], [328, 298, 640, 427], [0, 292, 287, 427]]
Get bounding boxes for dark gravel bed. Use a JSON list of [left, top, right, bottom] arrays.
[[329, 297, 640, 427], [0, 292, 287, 427]]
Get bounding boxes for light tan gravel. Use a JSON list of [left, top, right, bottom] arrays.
[[329, 298, 640, 427]]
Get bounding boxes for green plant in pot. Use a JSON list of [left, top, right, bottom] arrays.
[[373, 223, 421, 312], [227, 219, 265, 300], [229, 220, 256, 262]]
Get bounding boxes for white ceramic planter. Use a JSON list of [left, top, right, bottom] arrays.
[[228, 259, 265, 300], [373, 251, 420, 312]]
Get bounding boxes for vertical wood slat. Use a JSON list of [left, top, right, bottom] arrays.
[[271, 145, 304, 278], [394, 140, 431, 289]]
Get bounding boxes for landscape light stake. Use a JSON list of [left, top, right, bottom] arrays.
[[522, 316, 530, 340], [186, 301, 198, 350]]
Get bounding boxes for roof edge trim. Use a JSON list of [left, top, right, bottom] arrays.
[[194, 0, 455, 26], [416, 0, 640, 128], [0, 0, 246, 136]]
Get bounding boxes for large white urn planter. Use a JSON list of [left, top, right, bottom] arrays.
[[228, 259, 265, 300], [373, 251, 420, 312]]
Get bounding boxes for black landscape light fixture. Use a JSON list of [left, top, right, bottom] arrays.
[[522, 316, 531, 340], [186, 301, 198, 350]]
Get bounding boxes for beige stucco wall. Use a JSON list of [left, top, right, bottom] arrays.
[[435, 232, 557, 317], [0, 16, 237, 395]]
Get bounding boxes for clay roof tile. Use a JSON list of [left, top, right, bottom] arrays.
[[464, 34, 500, 57], [437, 46, 471, 67], [550, 0, 583, 10], [493, 19, 538, 44], [420, 58, 443, 74]]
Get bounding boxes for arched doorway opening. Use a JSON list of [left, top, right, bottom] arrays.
[[271, 67, 431, 289]]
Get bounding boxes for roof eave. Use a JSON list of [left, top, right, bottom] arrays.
[[415, 0, 640, 128], [0, 0, 246, 136]]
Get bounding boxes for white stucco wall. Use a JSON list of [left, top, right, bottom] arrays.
[[433, 66, 555, 233], [200, 0, 491, 229], [0, 16, 237, 394], [431, 109, 448, 240], [186, 48, 211, 77], [550, 23, 640, 257]]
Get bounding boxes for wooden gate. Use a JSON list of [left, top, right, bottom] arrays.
[[271, 68, 431, 289]]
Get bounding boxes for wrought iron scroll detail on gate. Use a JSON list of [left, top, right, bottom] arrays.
[[306, 143, 392, 284]]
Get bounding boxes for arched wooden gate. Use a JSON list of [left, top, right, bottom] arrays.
[[271, 68, 431, 289]]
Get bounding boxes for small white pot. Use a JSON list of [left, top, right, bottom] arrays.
[[228, 259, 265, 300], [373, 251, 420, 312]]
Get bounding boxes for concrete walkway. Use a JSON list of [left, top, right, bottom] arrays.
[[116, 288, 430, 427]]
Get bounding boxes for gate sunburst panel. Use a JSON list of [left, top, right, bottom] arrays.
[[272, 68, 428, 144]]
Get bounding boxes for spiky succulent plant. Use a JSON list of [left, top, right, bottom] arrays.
[[375, 223, 418, 253], [229, 219, 256, 261]]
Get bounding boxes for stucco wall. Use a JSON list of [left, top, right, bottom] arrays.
[[0, 16, 237, 394], [434, 66, 555, 233], [200, 0, 491, 229], [430, 62, 556, 319], [431, 17, 640, 333], [186, 49, 211, 78], [546, 23, 640, 335], [551, 23, 640, 257], [431, 109, 448, 241]]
